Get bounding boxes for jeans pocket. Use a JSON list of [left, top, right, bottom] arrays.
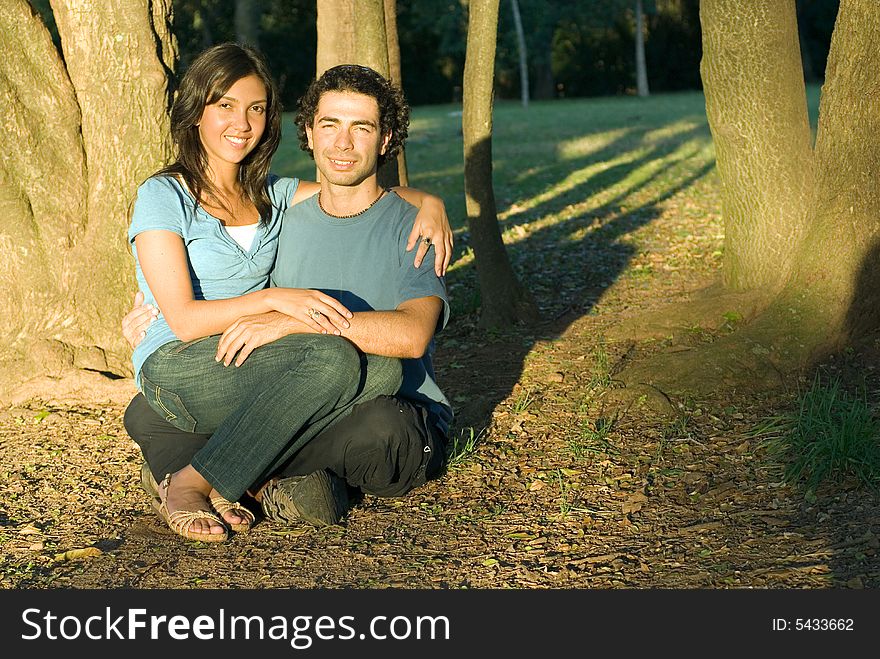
[[139, 373, 198, 433]]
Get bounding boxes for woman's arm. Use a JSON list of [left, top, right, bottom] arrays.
[[135, 230, 352, 341], [392, 187, 453, 277]]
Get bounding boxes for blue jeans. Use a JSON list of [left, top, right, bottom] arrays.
[[139, 334, 402, 500]]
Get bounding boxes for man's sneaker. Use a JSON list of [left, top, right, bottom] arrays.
[[139, 461, 160, 504], [259, 469, 348, 527]]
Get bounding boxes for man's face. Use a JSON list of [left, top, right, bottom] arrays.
[[306, 91, 391, 187]]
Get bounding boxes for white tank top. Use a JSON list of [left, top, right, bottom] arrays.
[[223, 223, 258, 251]]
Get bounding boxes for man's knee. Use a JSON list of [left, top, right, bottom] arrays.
[[345, 397, 444, 498], [123, 393, 156, 442]]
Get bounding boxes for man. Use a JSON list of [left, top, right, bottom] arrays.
[[123, 64, 452, 527]]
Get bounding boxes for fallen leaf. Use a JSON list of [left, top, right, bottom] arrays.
[[54, 547, 103, 562], [18, 524, 42, 536], [528, 480, 545, 491], [622, 491, 649, 514]]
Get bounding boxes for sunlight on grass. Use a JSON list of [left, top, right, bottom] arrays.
[[556, 127, 631, 160]]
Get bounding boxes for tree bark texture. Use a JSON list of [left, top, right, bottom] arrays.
[[792, 0, 880, 344], [315, 0, 406, 186], [316, 0, 389, 75], [463, 0, 537, 328], [700, 0, 814, 293], [0, 0, 175, 387]]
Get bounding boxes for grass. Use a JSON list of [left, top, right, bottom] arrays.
[[569, 413, 617, 459], [273, 84, 823, 240], [447, 426, 486, 467], [756, 374, 880, 495]]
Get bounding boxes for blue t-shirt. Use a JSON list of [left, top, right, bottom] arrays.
[[128, 174, 299, 382], [271, 191, 453, 435]]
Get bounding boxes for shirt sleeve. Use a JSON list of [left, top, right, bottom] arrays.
[[269, 175, 301, 215], [395, 208, 451, 332], [128, 176, 188, 244]]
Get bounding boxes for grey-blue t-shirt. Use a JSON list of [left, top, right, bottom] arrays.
[[271, 191, 453, 435], [128, 174, 299, 383]]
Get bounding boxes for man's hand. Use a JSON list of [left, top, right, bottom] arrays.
[[121, 291, 159, 349], [216, 311, 313, 367]]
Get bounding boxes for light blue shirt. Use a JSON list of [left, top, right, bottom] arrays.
[[128, 174, 298, 383]]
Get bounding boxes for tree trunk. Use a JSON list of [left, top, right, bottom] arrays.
[[616, 0, 880, 397], [634, 0, 650, 97], [463, 0, 538, 328], [792, 0, 880, 346], [235, 0, 262, 48], [384, 0, 408, 186], [0, 0, 174, 390], [700, 0, 814, 293], [316, 0, 388, 74], [510, 0, 529, 108], [315, 0, 406, 187]]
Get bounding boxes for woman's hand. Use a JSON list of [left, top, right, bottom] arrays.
[[266, 288, 353, 335], [405, 194, 453, 276], [121, 291, 159, 349]]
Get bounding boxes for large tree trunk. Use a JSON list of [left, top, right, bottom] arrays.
[[315, 0, 406, 187], [463, 0, 538, 328], [615, 0, 879, 398], [792, 0, 880, 346], [0, 0, 174, 391], [700, 0, 814, 293]]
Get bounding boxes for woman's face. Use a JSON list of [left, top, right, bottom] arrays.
[[198, 74, 268, 173]]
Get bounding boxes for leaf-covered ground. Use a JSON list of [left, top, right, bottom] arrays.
[[3, 165, 878, 589]]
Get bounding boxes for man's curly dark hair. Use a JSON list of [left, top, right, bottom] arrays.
[[295, 64, 409, 166]]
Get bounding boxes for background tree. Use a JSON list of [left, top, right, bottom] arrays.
[[235, 0, 263, 47], [462, 0, 538, 327], [315, 0, 406, 186], [634, 0, 650, 96], [0, 0, 174, 388], [509, 0, 530, 108], [618, 0, 877, 396]]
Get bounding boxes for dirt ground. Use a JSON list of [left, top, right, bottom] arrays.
[[2, 192, 879, 590]]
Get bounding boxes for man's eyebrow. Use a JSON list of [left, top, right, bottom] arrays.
[[316, 115, 377, 128]]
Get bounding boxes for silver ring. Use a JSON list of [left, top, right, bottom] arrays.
[[422, 236, 432, 246], [307, 308, 322, 321]]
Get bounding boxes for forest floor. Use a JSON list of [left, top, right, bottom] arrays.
[[2, 166, 879, 591]]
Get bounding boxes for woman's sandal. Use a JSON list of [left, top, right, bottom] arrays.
[[153, 473, 228, 543], [209, 494, 255, 533]]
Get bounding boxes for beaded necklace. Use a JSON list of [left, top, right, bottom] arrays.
[[318, 188, 388, 219]]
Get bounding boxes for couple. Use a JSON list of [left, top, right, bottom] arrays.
[[123, 43, 453, 543]]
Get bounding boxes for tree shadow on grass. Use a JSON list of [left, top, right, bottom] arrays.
[[438, 122, 715, 433]]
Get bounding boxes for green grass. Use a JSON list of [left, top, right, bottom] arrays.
[[755, 374, 880, 495], [273, 91, 719, 235], [273, 84, 823, 236], [447, 426, 486, 467]]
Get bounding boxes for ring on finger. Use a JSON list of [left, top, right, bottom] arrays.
[[307, 308, 322, 321], [422, 236, 432, 246]]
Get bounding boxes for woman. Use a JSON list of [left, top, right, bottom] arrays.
[[130, 42, 452, 542]]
